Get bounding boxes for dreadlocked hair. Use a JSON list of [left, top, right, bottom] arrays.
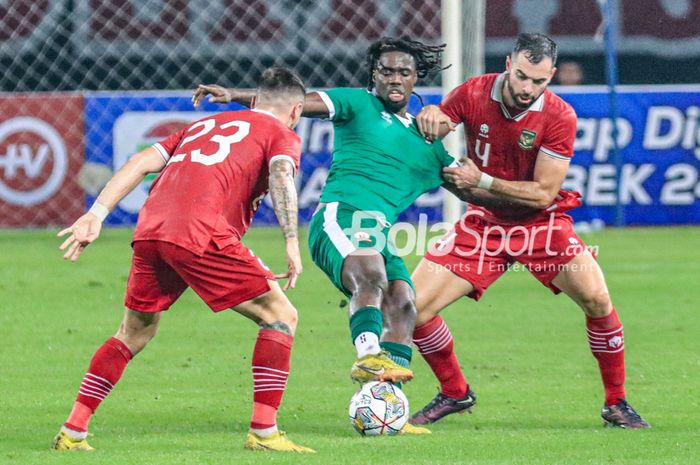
[[365, 36, 447, 92]]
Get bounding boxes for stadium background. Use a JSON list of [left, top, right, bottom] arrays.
[[1, 2, 699, 464], [1, 0, 700, 227]]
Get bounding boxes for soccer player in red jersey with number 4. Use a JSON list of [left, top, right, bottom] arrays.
[[52, 67, 315, 453], [408, 33, 650, 429]]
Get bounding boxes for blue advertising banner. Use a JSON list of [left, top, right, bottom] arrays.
[[85, 93, 236, 225], [558, 87, 700, 225], [84, 86, 700, 226], [84, 91, 444, 226]]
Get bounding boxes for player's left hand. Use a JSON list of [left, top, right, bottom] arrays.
[[442, 158, 482, 189], [274, 238, 303, 291], [191, 84, 232, 108], [57, 213, 103, 261]]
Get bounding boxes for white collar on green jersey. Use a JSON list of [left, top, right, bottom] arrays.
[[393, 112, 413, 128], [491, 72, 545, 122], [371, 89, 414, 127]]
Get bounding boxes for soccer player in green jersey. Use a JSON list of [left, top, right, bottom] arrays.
[[193, 38, 457, 421]]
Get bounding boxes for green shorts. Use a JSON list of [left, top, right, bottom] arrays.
[[308, 202, 413, 297]]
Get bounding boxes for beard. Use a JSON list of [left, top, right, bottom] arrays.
[[381, 94, 407, 113], [505, 75, 541, 110]]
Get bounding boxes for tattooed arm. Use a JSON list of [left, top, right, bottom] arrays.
[[269, 158, 302, 290], [269, 158, 298, 239]]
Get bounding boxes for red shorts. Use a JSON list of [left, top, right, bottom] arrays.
[[125, 239, 274, 312], [425, 211, 591, 301]]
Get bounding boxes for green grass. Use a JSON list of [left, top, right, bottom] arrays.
[[1, 226, 699, 465]]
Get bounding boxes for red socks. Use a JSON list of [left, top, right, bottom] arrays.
[[65, 337, 133, 432], [63, 331, 297, 433], [250, 329, 293, 430], [586, 308, 626, 405], [413, 316, 468, 399], [413, 309, 626, 407]]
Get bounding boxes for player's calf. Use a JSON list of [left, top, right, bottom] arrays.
[[234, 282, 298, 335]]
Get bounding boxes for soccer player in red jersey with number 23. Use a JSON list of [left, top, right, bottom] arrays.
[[52, 67, 315, 453]]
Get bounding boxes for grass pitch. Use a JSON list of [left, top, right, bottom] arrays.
[[1, 226, 699, 465]]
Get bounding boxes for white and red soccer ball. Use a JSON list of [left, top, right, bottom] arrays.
[[348, 381, 409, 436]]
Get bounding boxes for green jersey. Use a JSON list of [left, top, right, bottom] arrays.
[[318, 87, 457, 224]]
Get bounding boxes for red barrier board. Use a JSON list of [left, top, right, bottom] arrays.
[[0, 95, 84, 227]]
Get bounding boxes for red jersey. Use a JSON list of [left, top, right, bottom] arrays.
[[133, 109, 301, 255], [441, 73, 577, 223]]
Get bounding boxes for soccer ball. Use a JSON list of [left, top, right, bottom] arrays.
[[348, 381, 409, 436]]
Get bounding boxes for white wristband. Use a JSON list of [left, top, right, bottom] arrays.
[[478, 173, 494, 190], [88, 202, 110, 222]]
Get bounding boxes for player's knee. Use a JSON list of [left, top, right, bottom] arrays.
[[395, 298, 417, 321], [278, 303, 299, 331], [414, 296, 441, 326], [259, 297, 298, 333], [115, 322, 157, 355], [382, 297, 417, 343], [579, 289, 612, 317], [354, 270, 388, 296], [384, 296, 416, 322]]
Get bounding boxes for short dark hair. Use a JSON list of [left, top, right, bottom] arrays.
[[512, 33, 558, 65], [365, 36, 446, 91], [257, 66, 306, 100]]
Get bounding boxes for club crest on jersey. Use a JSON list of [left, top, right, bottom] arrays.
[[479, 123, 489, 137], [518, 129, 537, 150]]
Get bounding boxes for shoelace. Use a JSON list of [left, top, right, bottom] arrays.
[[616, 401, 643, 422], [420, 393, 450, 413]]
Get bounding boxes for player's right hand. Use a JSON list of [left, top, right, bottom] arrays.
[[191, 84, 232, 107], [57, 213, 103, 261], [275, 238, 303, 291], [417, 105, 456, 141], [442, 157, 482, 189]]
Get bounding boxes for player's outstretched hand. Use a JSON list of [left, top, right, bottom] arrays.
[[57, 213, 103, 261], [191, 84, 232, 108], [417, 105, 456, 141], [274, 238, 303, 291], [442, 157, 482, 189]]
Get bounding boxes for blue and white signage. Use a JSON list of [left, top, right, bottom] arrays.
[[84, 86, 700, 226]]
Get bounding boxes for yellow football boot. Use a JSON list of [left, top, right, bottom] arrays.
[[244, 431, 315, 453], [400, 422, 432, 435], [350, 351, 414, 383], [50, 431, 94, 451]]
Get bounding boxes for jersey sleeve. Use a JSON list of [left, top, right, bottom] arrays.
[[316, 87, 366, 122], [539, 106, 577, 161], [432, 139, 461, 168], [439, 80, 472, 124], [152, 127, 187, 162], [418, 140, 461, 191], [267, 129, 302, 174]]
